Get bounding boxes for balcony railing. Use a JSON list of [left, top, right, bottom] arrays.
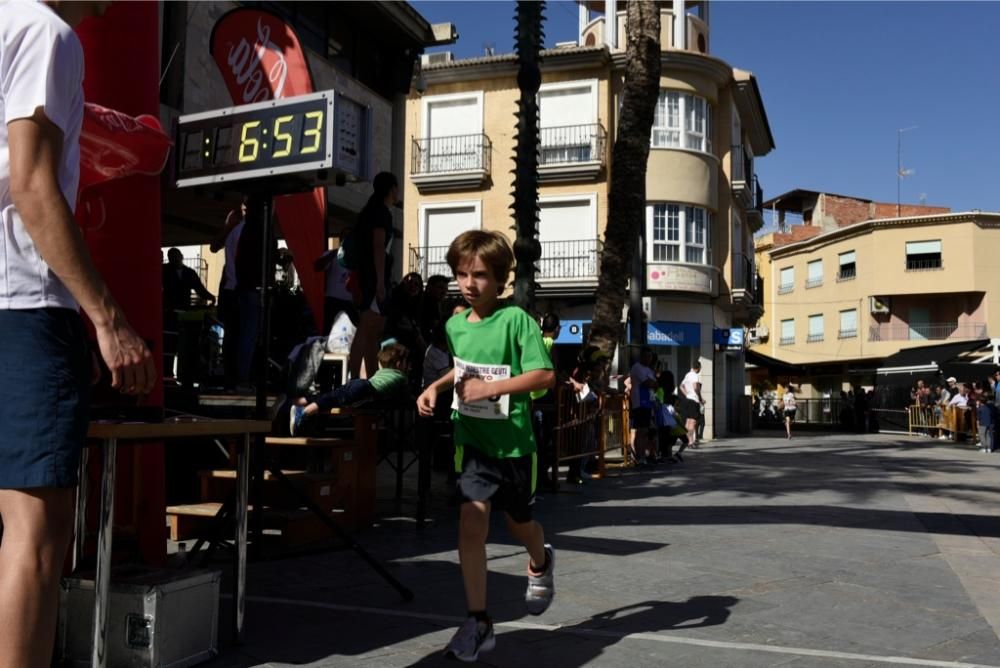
[[778, 283, 794, 295], [905, 256, 942, 271], [539, 124, 606, 166], [837, 266, 856, 281], [731, 144, 758, 210], [805, 276, 823, 289], [409, 239, 602, 282], [868, 322, 987, 342], [779, 336, 794, 346], [838, 329, 858, 339], [411, 133, 492, 178], [806, 333, 824, 343], [732, 252, 755, 292]]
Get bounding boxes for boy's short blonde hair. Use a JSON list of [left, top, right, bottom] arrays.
[[446, 230, 514, 286], [377, 343, 409, 370]]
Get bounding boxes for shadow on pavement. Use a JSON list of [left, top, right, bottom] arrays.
[[405, 596, 739, 667]]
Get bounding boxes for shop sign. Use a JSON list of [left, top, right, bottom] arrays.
[[647, 321, 700, 346], [647, 264, 713, 295]]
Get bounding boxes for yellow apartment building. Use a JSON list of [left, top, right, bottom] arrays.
[[404, 0, 775, 437], [752, 192, 1000, 399]]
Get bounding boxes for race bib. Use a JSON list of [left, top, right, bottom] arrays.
[[451, 357, 511, 419]]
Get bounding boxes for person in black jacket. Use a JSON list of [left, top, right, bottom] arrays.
[[349, 172, 398, 379]]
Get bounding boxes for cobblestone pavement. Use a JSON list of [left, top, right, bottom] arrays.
[[210, 431, 1000, 667]]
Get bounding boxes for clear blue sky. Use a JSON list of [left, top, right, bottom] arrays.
[[412, 1, 1000, 218]]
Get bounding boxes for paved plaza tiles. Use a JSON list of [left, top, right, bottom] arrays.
[[211, 432, 1000, 667]]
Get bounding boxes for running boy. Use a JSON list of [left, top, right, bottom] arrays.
[[417, 230, 556, 662]]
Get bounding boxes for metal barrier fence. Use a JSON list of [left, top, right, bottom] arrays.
[[549, 386, 629, 485], [907, 404, 978, 441]]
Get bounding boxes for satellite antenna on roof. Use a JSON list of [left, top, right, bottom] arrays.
[[897, 125, 918, 216], [483, 41, 496, 56], [919, 193, 927, 205]]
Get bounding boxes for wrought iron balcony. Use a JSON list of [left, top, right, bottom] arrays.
[[408, 239, 602, 286], [410, 133, 492, 192], [746, 176, 764, 229], [731, 252, 761, 312], [868, 322, 986, 342], [730, 144, 756, 210], [538, 123, 606, 182]]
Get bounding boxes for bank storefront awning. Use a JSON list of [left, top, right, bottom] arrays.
[[744, 349, 807, 376]]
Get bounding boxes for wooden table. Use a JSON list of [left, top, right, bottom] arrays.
[[81, 419, 271, 668]]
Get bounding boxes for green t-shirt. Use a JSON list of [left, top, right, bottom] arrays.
[[446, 305, 553, 458], [369, 367, 406, 398]]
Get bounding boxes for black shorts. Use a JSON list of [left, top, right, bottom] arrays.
[[629, 406, 652, 429], [455, 445, 536, 523], [679, 398, 701, 422], [784, 409, 796, 422], [0, 309, 90, 489]]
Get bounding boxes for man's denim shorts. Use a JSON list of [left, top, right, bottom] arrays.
[[0, 308, 91, 489]]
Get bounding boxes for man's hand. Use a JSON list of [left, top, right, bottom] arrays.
[[417, 386, 438, 417], [95, 315, 156, 394], [456, 377, 494, 404]]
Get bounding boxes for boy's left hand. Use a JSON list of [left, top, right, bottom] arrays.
[[456, 377, 494, 403]]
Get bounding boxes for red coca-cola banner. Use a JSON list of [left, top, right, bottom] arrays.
[[209, 8, 327, 332], [75, 2, 166, 566]]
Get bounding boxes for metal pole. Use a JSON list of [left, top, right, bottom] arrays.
[[72, 446, 90, 572], [234, 432, 251, 641], [251, 193, 274, 557], [91, 438, 117, 668], [255, 194, 274, 420]]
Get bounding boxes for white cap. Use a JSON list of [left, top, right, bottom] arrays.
[[946, 376, 957, 383]]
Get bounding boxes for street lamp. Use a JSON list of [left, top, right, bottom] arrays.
[[897, 125, 918, 217]]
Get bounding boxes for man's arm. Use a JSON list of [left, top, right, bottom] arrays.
[[8, 112, 155, 393], [209, 209, 241, 253], [313, 250, 335, 272], [189, 270, 215, 304], [372, 227, 387, 304]]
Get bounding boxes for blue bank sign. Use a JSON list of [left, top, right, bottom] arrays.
[[713, 327, 745, 350], [647, 321, 700, 347]]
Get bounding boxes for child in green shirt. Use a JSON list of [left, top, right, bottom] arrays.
[[417, 230, 555, 662]]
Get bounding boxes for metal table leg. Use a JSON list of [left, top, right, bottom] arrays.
[[72, 447, 90, 572], [234, 432, 250, 642], [91, 438, 117, 668]]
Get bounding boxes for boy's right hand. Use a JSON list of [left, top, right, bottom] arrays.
[[417, 387, 438, 417]]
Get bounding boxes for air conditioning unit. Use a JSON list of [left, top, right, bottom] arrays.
[[420, 51, 454, 67], [870, 296, 891, 315], [749, 326, 769, 342]]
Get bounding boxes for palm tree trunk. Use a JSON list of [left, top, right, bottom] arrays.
[[511, 1, 545, 312], [589, 0, 661, 357]]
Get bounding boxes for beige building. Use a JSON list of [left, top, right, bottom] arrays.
[[404, 0, 775, 437], [752, 190, 999, 398]]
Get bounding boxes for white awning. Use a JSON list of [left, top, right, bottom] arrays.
[[905, 240, 941, 255]]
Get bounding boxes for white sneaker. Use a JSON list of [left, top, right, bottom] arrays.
[[525, 544, 555, 616], [443, 616, 495, 662]]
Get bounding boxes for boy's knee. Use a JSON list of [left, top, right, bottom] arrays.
[[459, 501, 489, 536]]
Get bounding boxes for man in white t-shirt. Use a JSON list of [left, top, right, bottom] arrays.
[[679, 361, 704, 446], [628, 346, 658, 464], [0, 3, 156, 665]]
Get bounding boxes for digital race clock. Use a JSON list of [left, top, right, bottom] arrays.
[[174, 90, 370, 190]]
